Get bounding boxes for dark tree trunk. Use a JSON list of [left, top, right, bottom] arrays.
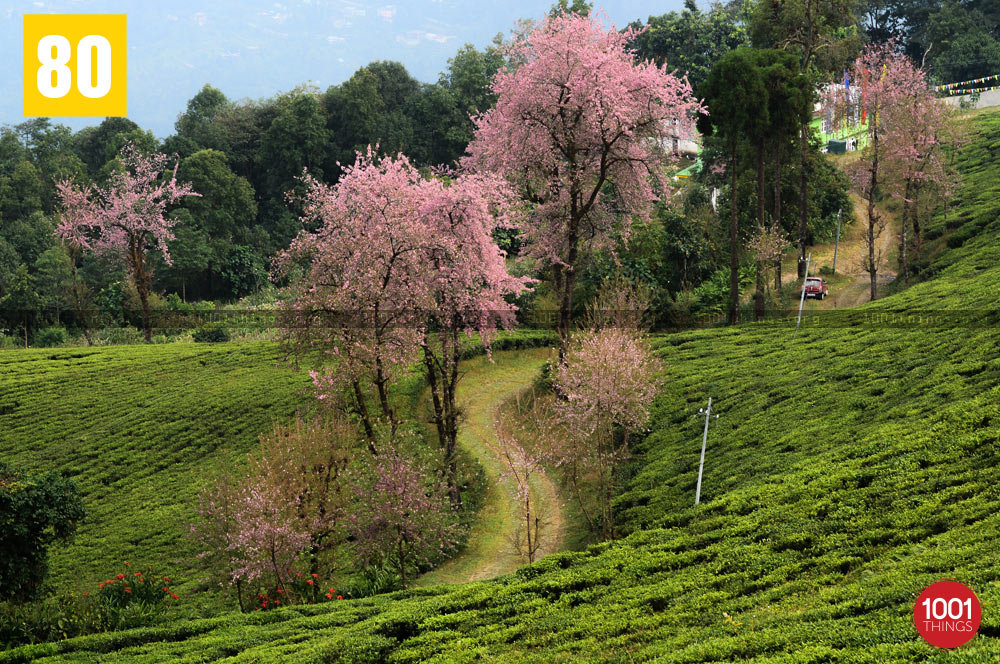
[[867, 127, 880, 302], [557, 213, 580, 361], [797, 122, 809, 278], [729, 146, 740, 325], [421, 332, 462, 510], [900, 179, 912, 283], [755, 149, 766, 320], [397, 530, 407, 589], [68, 248, 92, 346], [352, 379, 377, 453], [774, 148, 783, 292]]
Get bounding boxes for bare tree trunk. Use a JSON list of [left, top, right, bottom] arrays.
[[867, 128, 880, 301], [421, 342, 447, 450], [557, 214, 581, 361], [68, 247, 92, 346], [397, 530, 407, 589], [729, 146, 740, 325], [774, 148, 783, 292], [797, 122, 809, 278], [754, 149, 766, 320], [900, 179, 911, 283], [352, 379, 377, 453], [421, 331, 462, 509]]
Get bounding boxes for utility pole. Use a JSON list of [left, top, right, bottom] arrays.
[[796, 252, 812, 331], [695, 397, 718, 506], [832, 208, 842, 274]]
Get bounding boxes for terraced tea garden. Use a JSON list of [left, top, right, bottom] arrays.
[[4, 112, 1000, 662]]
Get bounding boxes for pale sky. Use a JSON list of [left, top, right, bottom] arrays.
[[1, 0, 689, 137]]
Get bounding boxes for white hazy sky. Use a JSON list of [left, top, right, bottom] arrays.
[[1, 0, 689, 137]]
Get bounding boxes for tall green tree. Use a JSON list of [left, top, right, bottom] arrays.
[[170, 84, 231, 156], [752, 0, 859, 276], [698, 48, 769, 324], [629, 0, 750, 92]]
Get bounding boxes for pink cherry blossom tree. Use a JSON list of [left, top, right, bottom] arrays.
[[416, 172, 532, 506], [275, 149, 432, 446], [496, 393, 558, 563], [350, 442, 459, 589], [191, 415, 355, 610], [844, 44, 938, 300], [277, 150, 530, 507], [880, 78, 961, 282], [463, 12, 703, 357], [552, 281, 662, 540], [55, 143, 198, 342]]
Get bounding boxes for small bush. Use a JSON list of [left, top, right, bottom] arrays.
[[93, 327, 145, 346], [534, 359, 555, 392], [192, 324, 230, 343], [35, 327, 67, 347]]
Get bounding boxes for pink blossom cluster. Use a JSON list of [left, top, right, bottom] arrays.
[[275, 148, 531, 407], [463, 12, 705, 269], [55, 142, 198, 265]]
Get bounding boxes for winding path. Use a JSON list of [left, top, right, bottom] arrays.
[[416, 348, 567, 586]]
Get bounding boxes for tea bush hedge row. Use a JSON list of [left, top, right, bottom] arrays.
[[4, 114, 1000, 661]]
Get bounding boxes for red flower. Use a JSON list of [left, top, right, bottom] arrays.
[[306, 580, 314, 585], [336, 595, 343, 600], [276, 588, 283, 594], [116, 573, 124, 580], [325, 593, 333, 599], [311, 573, 319, 578], [171, 593, 179, 600], [124, 588, 131, 593], [134, 572, 142, 576]]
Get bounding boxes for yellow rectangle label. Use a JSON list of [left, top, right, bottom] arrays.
[[23, 14, 127, 117]]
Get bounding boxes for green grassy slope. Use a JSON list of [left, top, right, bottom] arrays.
[[5, 112, 1000, 662], [0, 342, 312, 605]]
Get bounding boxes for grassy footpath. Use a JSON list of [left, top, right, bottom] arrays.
[[416, 348, 561, 586], [4, 111, 1000, 662]]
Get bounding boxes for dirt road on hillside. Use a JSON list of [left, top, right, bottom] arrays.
[[781, 193, 899, 309]]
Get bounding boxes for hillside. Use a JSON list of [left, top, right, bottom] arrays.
[[4, 110, 1000, 662], [0, 342, 312, 606]]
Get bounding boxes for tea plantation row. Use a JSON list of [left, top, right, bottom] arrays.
[[4, 113, 1000, 661]]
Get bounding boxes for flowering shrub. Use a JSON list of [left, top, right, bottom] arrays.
[[0, 562, 179, 647], [95, 562, 178, 629], [253, 571, 344, 611]]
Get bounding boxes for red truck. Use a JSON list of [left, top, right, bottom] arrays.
[[804, 276, 829, 300]]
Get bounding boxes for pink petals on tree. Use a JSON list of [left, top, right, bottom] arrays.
[[55, 143, 199, 341], [463, 12, 704, 349]]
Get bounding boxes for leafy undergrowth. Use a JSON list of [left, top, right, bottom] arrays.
[[5, 114, 1000, 661]]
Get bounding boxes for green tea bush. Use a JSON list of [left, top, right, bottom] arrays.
[[34, 327, 67, 347], [5, 113, 1000, 662], [192, 323, 231, 343]]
